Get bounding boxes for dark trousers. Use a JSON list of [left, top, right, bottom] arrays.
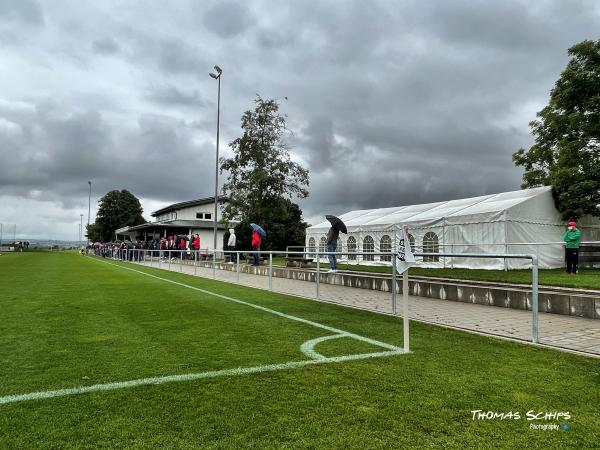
[[252, 246, 260, 265], [227, 245, 235, 261], [565, 248, 579, 273]]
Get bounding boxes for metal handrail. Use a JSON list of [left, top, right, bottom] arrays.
[[112, 247, 542, 347]]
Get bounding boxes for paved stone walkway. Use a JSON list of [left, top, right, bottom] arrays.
[[132, 258, 600, 357]]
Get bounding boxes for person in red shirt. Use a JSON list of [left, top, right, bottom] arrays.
[[251, 230, 261, 266], [193, 234, 200, 260]]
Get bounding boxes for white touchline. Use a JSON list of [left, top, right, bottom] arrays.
[[0, 258, 405, 406]]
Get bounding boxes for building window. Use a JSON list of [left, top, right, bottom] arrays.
[[196, 213, 203, 219], [171, 212, 177, 219], [363, 235, 374, 261], [347, 236, 357, 261], [205, 213, 212, 220], [423, 232, 439, 262], [308, 237, 316, 257], [380, 235, 392, 261]]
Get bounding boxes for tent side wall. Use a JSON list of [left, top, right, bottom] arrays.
[[505, 190, 565, 269], [443, 220, 508, 269]]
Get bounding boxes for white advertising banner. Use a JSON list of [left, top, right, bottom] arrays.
[[395, 227, 416, 274]]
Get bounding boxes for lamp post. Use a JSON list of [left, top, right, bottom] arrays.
[[80, 214, 84, 245], [209, 65, 222, 253], [87, 181, 92, 246]]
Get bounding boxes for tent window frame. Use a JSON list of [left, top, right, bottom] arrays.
[[380, 235, 392, 261], [319, 237, 327, 254], [363, 235, 375, 261], [423, 232, 439, 262], [347, 236, 357, 261], [308, 237, 316, 257]]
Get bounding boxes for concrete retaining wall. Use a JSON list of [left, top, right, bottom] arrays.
[[189, 261, 600, 320]]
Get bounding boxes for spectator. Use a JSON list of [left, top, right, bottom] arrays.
[[563, 221, 581, 275], [251, 230, 261, 266], [326, 226, 339, 273], [227, 228, 236, 262], [193, 234, 200, 259]]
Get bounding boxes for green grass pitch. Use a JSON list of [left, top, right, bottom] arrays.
[[0, 252, 598, 449]]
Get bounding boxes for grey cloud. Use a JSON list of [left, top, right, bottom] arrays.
[[203, 1, 255, 37], [0, 100, 216, 209], [1, 0, 599, 238], [91, 37, 119, 55], [130, 34, 209, 75], [145, 85, 209, 108], [0, 0, 44, 26]]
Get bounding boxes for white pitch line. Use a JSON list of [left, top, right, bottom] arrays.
[[300, 334, 350, 360], [0, 257, 406, 406], [0, 349, 403, 405], [93, 258, 402, 353]]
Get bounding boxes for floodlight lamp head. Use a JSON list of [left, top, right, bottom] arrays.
[[209, 73, 218, 79], [214, 65, 222, 74]]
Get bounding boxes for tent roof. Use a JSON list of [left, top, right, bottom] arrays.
[[309, 187, 553, 230]]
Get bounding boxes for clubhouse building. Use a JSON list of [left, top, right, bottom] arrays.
[[115, 196, 233, 250]]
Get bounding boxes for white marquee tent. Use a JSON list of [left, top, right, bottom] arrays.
[[306, 187, 600, 269]]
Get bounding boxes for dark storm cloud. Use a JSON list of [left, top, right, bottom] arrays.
[[1, 0, 599, 238], [0, 100, 215, 207]]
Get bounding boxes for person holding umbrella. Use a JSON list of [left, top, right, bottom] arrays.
[[325, 215, 347, 273], [250, 223, 266, 266]]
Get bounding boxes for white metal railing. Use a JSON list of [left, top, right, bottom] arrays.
[[94, 247, 545, 347]]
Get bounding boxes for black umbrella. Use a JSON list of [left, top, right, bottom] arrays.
[[325, 215, 347, 234]]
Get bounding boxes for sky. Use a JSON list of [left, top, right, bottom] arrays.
[[1, 0, 599, 240]]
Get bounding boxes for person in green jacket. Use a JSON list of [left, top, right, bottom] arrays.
[[563, 221, 581, 274]]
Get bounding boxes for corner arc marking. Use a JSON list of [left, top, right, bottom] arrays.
[[300, 334, 350, 360]]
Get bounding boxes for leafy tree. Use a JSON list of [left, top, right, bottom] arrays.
[[513, 39, 600, 220], [226, 198, 308, 252], [94, 190, 146, 241], [220, 96, 310, 250], [85, 223, 103, 243]]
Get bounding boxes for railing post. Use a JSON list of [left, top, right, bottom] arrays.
[[180, 250, 183, 272], [194, 249, 197, 276], [316, 251, 320, 299], [403, 269, 409, 353], [392, 254, 397, 314], [269, 252, 273, 291], [236, 251, 240, 283], [168, 250, 171, 271], [531, 256, 539, 344]]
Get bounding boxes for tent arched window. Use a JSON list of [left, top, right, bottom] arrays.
[[363, 235, 374, 261], [380, 235, 392, 261], [319, 237, 327, 254], [408, 233, 415, 250], [347, 236, 357, 260], [308, 237, 316, 257], [423, 232, 439, 262]]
